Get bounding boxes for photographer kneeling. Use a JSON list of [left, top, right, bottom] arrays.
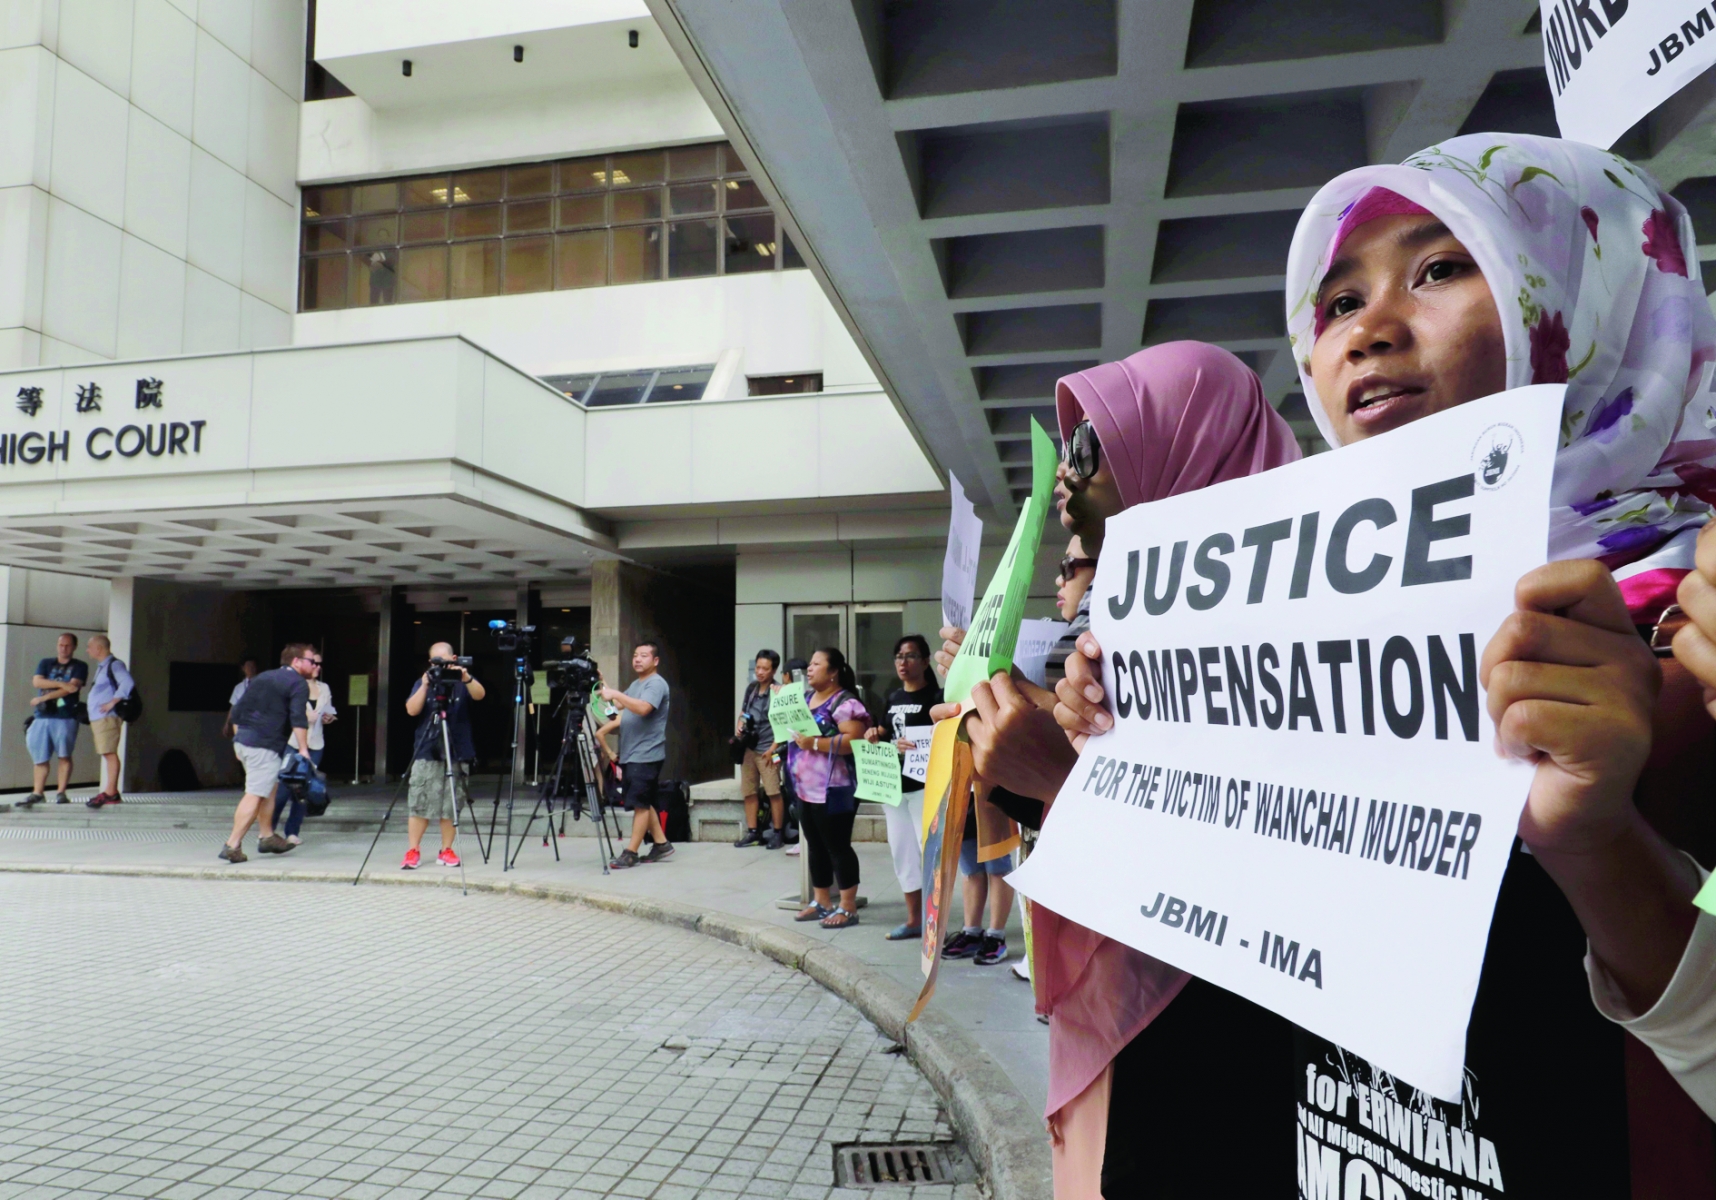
[[402, 643, 484, 869], [599, 641, 673, 869]]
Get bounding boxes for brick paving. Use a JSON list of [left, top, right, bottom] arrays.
[[0, 875, 976, 1200]]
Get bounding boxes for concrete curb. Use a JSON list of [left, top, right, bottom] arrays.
[[2, 862, 1053, 1200]]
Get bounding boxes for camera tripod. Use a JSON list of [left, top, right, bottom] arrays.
[[509, 687, 622, 872], [482, 650, 535, 872], [354, 677, 468, 895]]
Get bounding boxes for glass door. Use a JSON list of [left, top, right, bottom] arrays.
[[786, 606, 846, 676], [852, 604, 903, 708]]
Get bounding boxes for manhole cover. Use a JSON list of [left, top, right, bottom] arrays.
[[834, 1143, 957, 1187]]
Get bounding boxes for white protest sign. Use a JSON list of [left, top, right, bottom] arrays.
[[1540, 0, 1716, 149], [1009, 386, 1561, 1102], [941, 473, 982, 631], [902, 742, 930, 783], [1014, 618, 1071, 688]]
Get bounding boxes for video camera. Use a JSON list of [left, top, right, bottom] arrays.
[[542, 636, 601, 697], [424, 654, 473, 702], [487, 619, 534, 655]]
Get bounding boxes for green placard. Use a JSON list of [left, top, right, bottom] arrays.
[[1696, 871, 1716, 917], [769, 683, 820, 743], [530, 677, 551, 705], [347, 675, 369, 707], [942, 418, 1058, 702], [851, 739, 903, 806]]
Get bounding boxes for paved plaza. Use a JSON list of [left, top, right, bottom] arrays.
[[0, 874, 975, 1200]]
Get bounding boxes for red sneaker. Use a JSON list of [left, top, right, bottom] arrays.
[[402, 848, 421, 870], [437, 848, 460, 867]]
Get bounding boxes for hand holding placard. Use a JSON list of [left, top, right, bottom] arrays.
[[768, 685, 820, 744], [851, 739, 903, 805], [1009, 385, 1564, 1101]]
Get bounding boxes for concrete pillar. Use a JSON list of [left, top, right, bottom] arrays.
[[374, 586, 400, 780], [590, 560, 650, 691], [108, 577, 135, 793], [515, 582, 530, 783]]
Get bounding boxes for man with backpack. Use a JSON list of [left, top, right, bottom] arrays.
[[221, 643, 316, 863], [83, 634, 135, 809]]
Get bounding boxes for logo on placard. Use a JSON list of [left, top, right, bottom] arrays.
[[1471, 422, 1522, 490]]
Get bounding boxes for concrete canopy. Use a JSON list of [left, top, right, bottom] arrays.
[[650, 0, 1716, 517], [0, 337, 615, 588]]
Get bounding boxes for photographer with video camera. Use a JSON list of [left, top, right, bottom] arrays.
[[401, 642, 485, 869], [733, 649, 786, 850], [598, 640, 672, 869]]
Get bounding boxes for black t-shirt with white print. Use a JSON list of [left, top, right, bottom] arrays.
[[1103, 844, 1645, 1198], [884, 683, 940, 794]]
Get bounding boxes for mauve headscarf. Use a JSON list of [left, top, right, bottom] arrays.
[[1039, 341, 1300, 1119]]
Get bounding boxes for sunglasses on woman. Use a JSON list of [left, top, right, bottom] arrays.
[[1058, 554, 1098, 582], [1063, 419, 1101, 482]]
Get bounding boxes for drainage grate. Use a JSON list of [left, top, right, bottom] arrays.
[[835, 1143, 955, 1187]]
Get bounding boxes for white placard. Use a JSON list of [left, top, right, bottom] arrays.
[[903, 742, 931, 783], [1009, 386, 1562, 1102], [1541, 0, 1716, 150], [941, 473, 982, 631], [1014, 617, 1071, 688]]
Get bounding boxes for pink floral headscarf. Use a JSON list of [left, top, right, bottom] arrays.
[[1285, 132, 1716, 569]]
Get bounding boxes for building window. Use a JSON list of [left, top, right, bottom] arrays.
[[747, 373, 822, 396], [300, 143, 806, 311], [541, 364, 716, 406]]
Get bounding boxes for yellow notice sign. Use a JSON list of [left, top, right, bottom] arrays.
[[347, 675, 369, 707], [530, 677, 551, 705]]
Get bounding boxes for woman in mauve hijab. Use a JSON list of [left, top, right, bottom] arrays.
[[954, 341, 1298, 1197]]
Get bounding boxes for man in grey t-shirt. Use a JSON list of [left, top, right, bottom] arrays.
[[598, 641, 673, 869]]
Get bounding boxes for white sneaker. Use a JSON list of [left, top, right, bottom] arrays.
[[1010, 960, 1031, 982], [286, 835, 302, 846], [784, 843, 800, 856]]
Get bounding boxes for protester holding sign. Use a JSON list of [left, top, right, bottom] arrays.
[[966, 343, 1298, 1194], [1048, 133, 1716, 1195], [786, 648, 871, 929], [867, 635, 941, 941]]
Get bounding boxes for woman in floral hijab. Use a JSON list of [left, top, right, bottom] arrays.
[[1286, 131, 1716, 602], [1278, 132, 1716, 1193], [1057, 133, 1716, 1194]]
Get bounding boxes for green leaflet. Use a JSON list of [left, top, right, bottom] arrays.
[[942, 418, 1058, 703]]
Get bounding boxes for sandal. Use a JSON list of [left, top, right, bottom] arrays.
[[820, 907, 859, 929], [795, 903, 832, 922]]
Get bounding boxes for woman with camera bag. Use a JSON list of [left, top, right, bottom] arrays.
[[732, 650, 786, 848], [787, 647, 869, 928]]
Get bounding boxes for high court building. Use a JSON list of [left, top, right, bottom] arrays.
[[0, 0, 1704, 791], [0, 0, 1013, 792]]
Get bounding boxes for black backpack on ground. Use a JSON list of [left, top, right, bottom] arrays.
[[657, 778, 692, 843], [158, 749, 200, 791]]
